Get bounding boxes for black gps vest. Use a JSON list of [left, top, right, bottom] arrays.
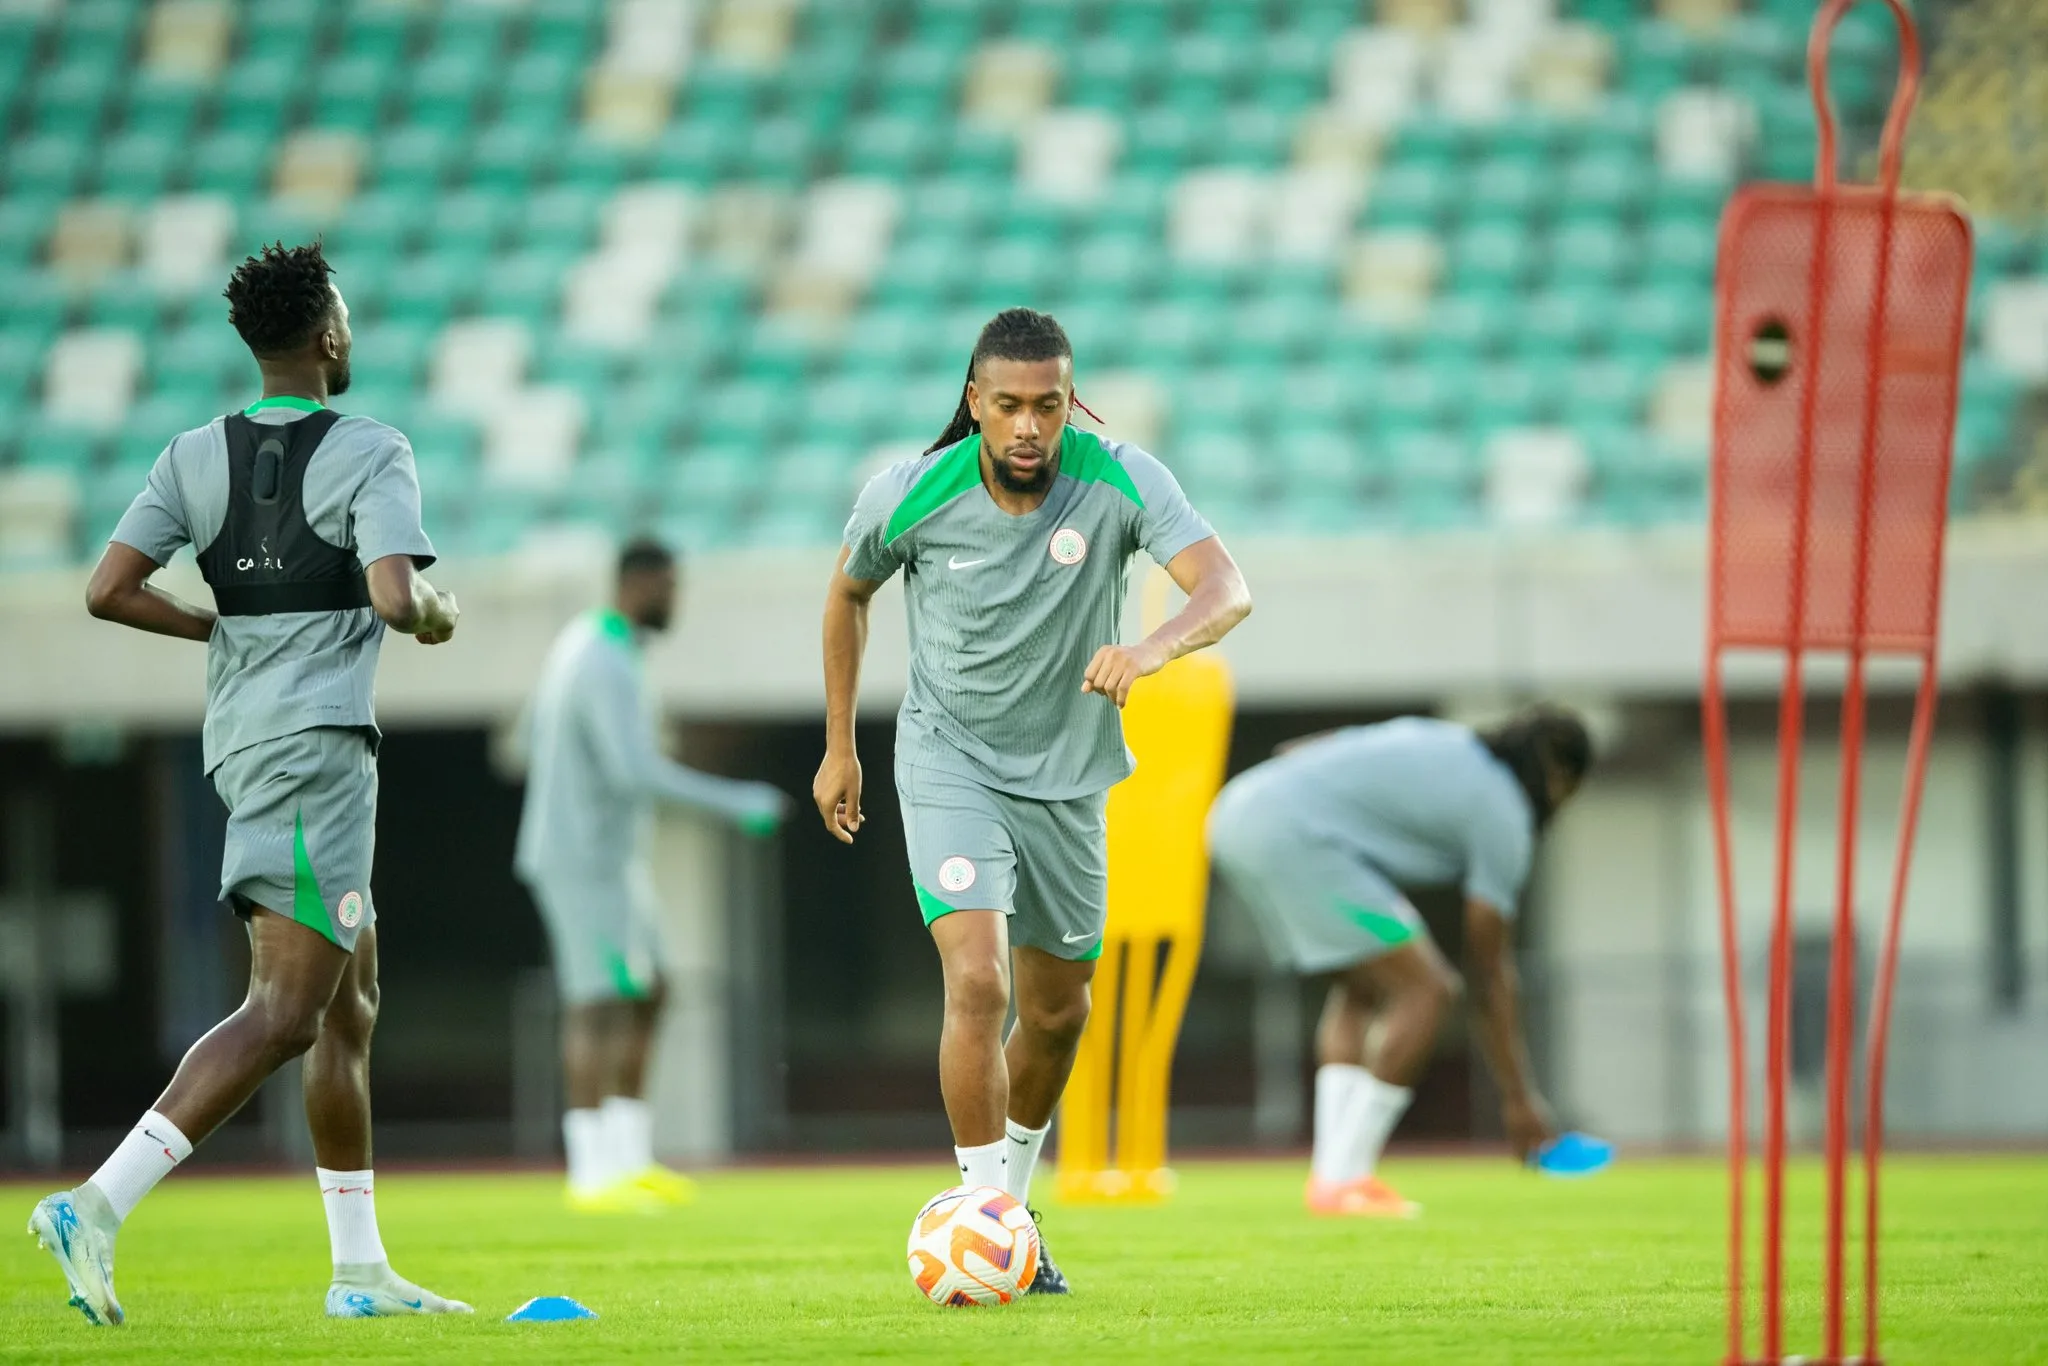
[[196, 409, 373, 617]]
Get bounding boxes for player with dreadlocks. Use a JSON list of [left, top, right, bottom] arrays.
[[1208, 705, 1593, 1217], [815, 308, 1252, 1292], [29, 243, 468, 1324]]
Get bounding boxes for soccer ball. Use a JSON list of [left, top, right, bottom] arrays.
[[905, 1185, 1040, 1306]]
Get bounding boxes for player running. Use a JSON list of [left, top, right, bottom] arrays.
[[1208, 707, 1592, 1218], [28, 243, 468, 1324], [813, 308, 1252, 1293], [514, 536, 789, 1212]]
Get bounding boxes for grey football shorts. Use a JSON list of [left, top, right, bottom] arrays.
[[1207, 789, 1424, 976], [522, 863, 664, 1005], [211, 726, 378, 952], [896, 762, 1108, 962]]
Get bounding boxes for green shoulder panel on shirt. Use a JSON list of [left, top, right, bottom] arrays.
[[884, 437, 984, 546], [1061, 429, 1144, 509], [591, 608, 637, 649]]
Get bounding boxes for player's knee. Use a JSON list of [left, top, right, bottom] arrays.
[[1423, 960, 1463, 1019], [1019, 990, 1090, 1051], [257, 998, 328, 1060], [325, 979, 379, 1045], [944, 959, 1009, 1022]]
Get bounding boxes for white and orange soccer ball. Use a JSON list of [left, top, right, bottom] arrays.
[[905, 1185, 1041, 1306]]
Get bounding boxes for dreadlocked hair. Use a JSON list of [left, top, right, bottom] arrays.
[[224, 241, 338, 356], [924, 308, 1074, 455], [1479, 703, 1593, 831]]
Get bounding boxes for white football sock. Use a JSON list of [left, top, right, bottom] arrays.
[[603, 1095, 654, 1175], [317, 1168, 388, 1268], [1002, 1118, 1050, 1205], [563, 1108, 608, 1194], [954, 1138, 1008, 1191], [1311, 1065, 1372, 1184], [88, 1110, 192, 1223], [1352, 1071, 1414, 1179]]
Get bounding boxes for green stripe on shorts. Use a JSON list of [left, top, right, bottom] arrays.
[[291, 809, 339, 945], [1334, 899, 1416, 948], [607, 951, 650, 1001], [914, 883, 955, 926]]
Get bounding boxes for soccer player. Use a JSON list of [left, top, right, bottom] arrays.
[[27, 243, 468, 1323], [1207, 706, 1593, 1218], [514, 536, 789, 1212], [813, 308, 1252, 1293]]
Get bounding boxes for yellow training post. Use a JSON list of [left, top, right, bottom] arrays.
[[1057, 569, 1235, 1204]]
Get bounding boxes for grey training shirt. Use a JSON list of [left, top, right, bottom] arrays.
[[109, 400, 435, 774], [843, 428, 1214, 801], [514, 609, 784, 884], [1219, 717, 1537, 914]]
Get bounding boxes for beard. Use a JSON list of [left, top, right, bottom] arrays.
[[990, 447, 1055, 494], [635, 604, 673, 633], [328, 358, 352, 397]]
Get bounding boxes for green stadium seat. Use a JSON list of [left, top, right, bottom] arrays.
[[551, 134, 637, 195], [1610, 285, 1712, 360], [1374, 365, 1454, 439], [214, 56, 301, 136], [151, 320, 253, 396], [1367, 164, 1455, 230], [0, 196, 54, 267], [1560, 152, 1646, 218], [1216, 104, 1293, 167], [118, 77, 203, 141], [479, 248, 570, 326], [469, 123, 564, 192], [346, 319, 435, 390], [29, 58, 118, 140], [426, 189, 518, 256], [1452, 223, 1537, 290], [1386, 431, 1482, 527], [526, 0, 604, 59], [312, 55, 397, 132], [494, 51, 583, 129], [5, 132, 90, 197], [696, 381, 789, 447], [374, 125, 463, 193], [518, 187, 600, 255], [15, 417, 107, 473], [340, 4, 419, 63], [328, 189, 422, 262], [1547, 219, 1637, 288], [382, 251, 482, 325], [404, 53, 490, 131], [0, 266, 71, 334], [842, 114, 945, 179], [242, 2, 323, 66], [96, 129, 182, 197], [1124, 108, 1211, 177], [1642, 217, 1718, 289], [185, 130, 275, 197], [1466, 158, 1552, 225], [85, 279, 165, 334]]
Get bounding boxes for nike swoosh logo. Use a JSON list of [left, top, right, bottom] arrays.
[[1011, 1135, 1032, 1145], [948, 556, 986, 569], [403, 1298, 423, 1310], [1061, 931, 1098, 944]]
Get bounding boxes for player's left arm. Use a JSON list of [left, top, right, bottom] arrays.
[[1082, 446, 1251, 707], [355, 432, 456, 644]]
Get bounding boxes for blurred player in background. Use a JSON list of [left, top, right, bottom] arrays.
[[29, 243, 468, 1323], [813, 308, 1252, 1292], [515, 536, 789, 1213], [1208, 706, 1592, 1218]]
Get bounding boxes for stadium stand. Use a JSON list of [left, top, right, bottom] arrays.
[[0, 0, 2039, 570]]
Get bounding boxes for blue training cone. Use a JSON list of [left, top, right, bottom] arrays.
[[506, 1296, 599, 1322], [1531, 1131, 1615, 1178]]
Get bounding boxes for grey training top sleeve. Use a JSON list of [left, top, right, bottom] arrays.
[[1463, 779, 1535, 914], [1122, 443, 1215, 566], [841, 462, 915, 583], [348, 431, 437, 568], [583, 646, 782, 823], [110, 438, 195, 566]]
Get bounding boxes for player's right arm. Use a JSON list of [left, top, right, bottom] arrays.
[[1463, 895, 1556, 1162], [85, 542, 216, 641], [88, 437, 213, 640], [816, 546, 882, 844], [816, 466, 911, 844]]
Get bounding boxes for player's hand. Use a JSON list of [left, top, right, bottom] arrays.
[[813, 749, 863, 844], [1503, 1090, 1558, 1163], [736, 784, 792, 839], [1080, 639, 1169, 708], [415, 589, 458, 645]]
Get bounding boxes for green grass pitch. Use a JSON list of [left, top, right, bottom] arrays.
[[3, 1156, 2043, 1364]]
